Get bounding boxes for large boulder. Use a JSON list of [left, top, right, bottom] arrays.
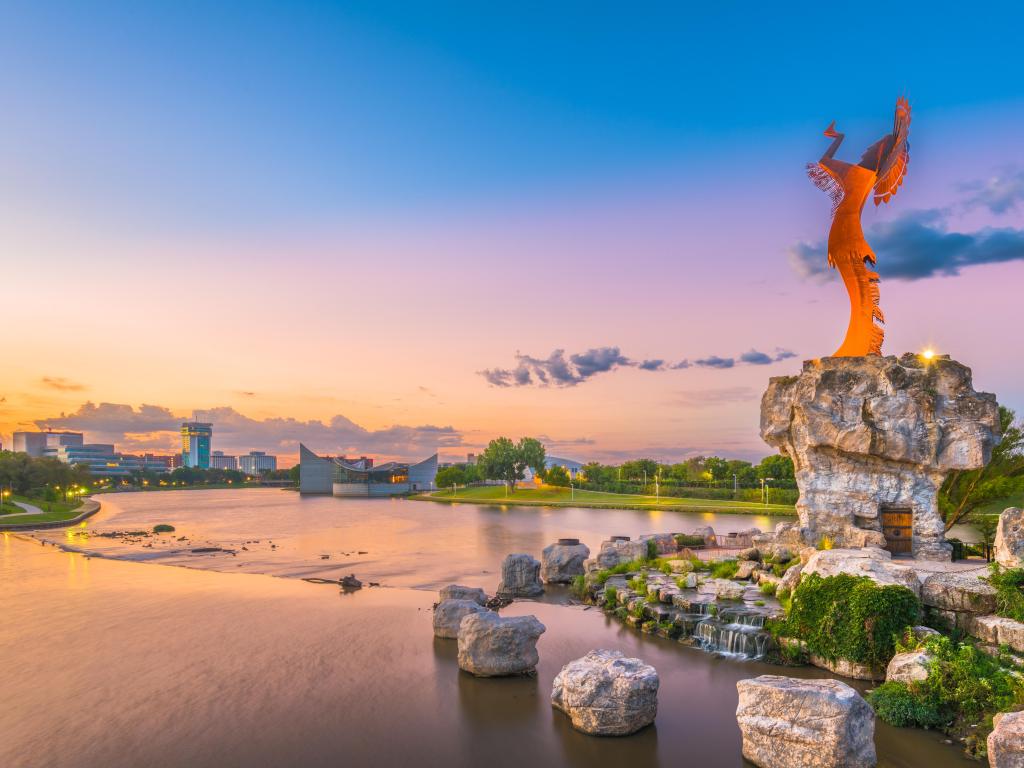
[[988, 711, 1024, 768], [994, 507, 1024, 569], [735, 675, 876, 768], [970, 615, 1024, 654], [920, 571, 996, 614], [885, 649, 933, 683], [496, 553, 543, 598], [638, 533, 677, 556], [803, 548, 920, 596], [698, 578, 746, 601], [439, 584, 487, 606], [761, 354, 1000, 560], [457, 612, 546, 677], [541, 539, 591, 584], [551, 649, 659, 736], [433, 599, 489, 639], [595, 538, 647, 569], [735, 560, 758, 580], [693, 526, 717, 546]]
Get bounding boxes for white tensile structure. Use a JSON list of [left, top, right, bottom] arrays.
[[298, 443, 438, 496]]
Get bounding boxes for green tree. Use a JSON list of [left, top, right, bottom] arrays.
[[478, 437, 525, 494], [436, 465, 466, 488], [517, 437, 546, 476], [757, 454, 795, 481], [704, 456, 730, 481], [544, 464, 570, 487], [939, 407, 1024, 530]]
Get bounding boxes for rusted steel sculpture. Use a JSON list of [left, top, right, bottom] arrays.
[[807, 98, 911, 356]]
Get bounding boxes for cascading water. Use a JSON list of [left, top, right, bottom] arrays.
[[693, 609, 771, 659]]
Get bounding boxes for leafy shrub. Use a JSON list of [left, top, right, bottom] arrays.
[[630, 599, 647, 619], [754, 599, 766, 607], [782, 573, 920, 667], [772, 557, 801, 577], [984, 563, 1024, 622], [689, 557, 712, 572], [759, 581, 778, 596], [570, 574, 588, 600], [595, 558, 649, 585], [710, 560, 739, 579], [868, 682, 945, 728], [627, 574, 648, 593], [868, 636, 1024, 758], [674, 533, 705, 548], [658, 560, 673, 575], [153, 524, 175, 533], [645, 539, 658, 561], [603, 586, 618, 609]]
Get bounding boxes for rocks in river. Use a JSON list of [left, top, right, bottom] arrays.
[[802, 548, 920, 596], [340, 574, 363, 590], [551, 649, 659, 736], [970, 614, 1024, 654], [735, 675, 876, 768], [735, 560, 758, 580], [496, 554, 544, 598], [433, 599, 490, 639], [540, 540, 591, 584], [439, 584, 488, 606], [994, 507, 1024, 568], [457, 612, 546, 677], [988, 711, 1024, 767], [664, 559, 693, 574], [693, 526, 717, 546], [779, 561, 803, 592], [885, 649, 933, 683], [595, 538, 647, 569], [738, 547, 761, 562]]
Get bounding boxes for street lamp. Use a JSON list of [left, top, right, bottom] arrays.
[[760, 477, 775, 505]]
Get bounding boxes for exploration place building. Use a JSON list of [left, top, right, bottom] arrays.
[[298, 444, 438, 496]]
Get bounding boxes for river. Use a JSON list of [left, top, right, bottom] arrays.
[[1, 489, 974, 767]]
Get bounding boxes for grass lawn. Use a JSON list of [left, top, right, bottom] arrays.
[[415, 484, 796, 515], [0, 495, 92, 526]]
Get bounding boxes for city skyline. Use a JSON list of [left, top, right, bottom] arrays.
[[3, 4, 1022, 464]]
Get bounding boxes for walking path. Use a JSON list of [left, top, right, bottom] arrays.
[[0, 500, 45, 519]]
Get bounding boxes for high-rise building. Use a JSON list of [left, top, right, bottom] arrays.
[[211, 451, 238, 470], [239, 451, 277, 475], [13, 431, 82, 457], [181, 422, 213, 469]]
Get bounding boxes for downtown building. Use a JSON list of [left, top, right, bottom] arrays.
[[239, 451, 276, 475], [210, 451, 238, 471], [181, 421, 213, 469], [298, 444, 437, 496], [12, 431, 172, 477]]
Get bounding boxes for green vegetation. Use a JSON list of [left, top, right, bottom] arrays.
[[868, 636, 1024, 759], [645, 539, 658, 561], [674, 533, 705, 547], [152, 523, 175, 534], [570, 574, 588, 600], [984, 563, 1024, 622], [543, 464, 570, 487], [420, 484, 796, 515], [603, 586, 618, 609], [710, 559, 739, 579], [627, 574, 648, 594], [779, 573, 921, 667], [593, 558, 650, 586], [0, 494, 92, 526], [771, 557, 801, 577], [939, 406, 1024, 530], [476, 436, 546, 492], [759, 581, 778, 596], [629, 599, 647, 620]]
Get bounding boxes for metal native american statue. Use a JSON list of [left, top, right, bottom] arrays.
[[807, 98, 911, 356]]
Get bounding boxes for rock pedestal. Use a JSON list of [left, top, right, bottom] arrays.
[[994, 507, 1024, 568], [735, 675, 876, 768], [456, 612, 546, 677], [761, 354, 1000, 560], [439, 584, 488, 606], [551, 649, 659, 735], [496, 554, 543, 598], [540, 540, 591, 583]]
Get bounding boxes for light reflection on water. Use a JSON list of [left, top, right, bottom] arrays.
[[2, 492, 976, 768]]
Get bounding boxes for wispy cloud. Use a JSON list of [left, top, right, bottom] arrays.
[[481, 345, 798, 387], [961, 168, 1024, 215], [40, 376, 86, 392]]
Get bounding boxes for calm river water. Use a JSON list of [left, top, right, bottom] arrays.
[[1, 489, 973, 767]]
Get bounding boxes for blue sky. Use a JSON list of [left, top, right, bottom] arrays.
[[2, 2, 1022, 462]]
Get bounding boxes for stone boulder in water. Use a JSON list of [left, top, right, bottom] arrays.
[[457, 612, 546, 677], [735, 675, 876, 768], [432, 599, 490, 639], [438, 584, 488, 606], [988, 711, 1024, 768], [885, 649, 933, 683], [697, 578, 746, 601], [496, 553, 543, 598], [551, 649, 659, 736], [540, 540, 591, 584]]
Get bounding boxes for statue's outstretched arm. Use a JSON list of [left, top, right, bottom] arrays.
[[821, 121, 845, 161]]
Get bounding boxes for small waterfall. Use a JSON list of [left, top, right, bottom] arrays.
[[692, 609, 771, 659]]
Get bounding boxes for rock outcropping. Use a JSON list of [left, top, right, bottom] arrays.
[[456, 612, 546, 676], [551, 649, 659, 736], [995, 507, 1024, 569], [988, 711, 1024, 768], [802, 548, 920, 596], [885, 649, 933, 683], [540, 539, 591, 584], [735, 675, 876, 768], [761, 354, 1000, 560], [496, 554, 544, 598]]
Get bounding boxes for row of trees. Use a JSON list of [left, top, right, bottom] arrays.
[[436, 437, 547, 491], [0, 452, 91, 498]]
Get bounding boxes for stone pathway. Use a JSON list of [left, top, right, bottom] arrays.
[[0, 500, 45, 518]]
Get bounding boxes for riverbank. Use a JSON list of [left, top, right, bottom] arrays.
[[0, 497, 100, 530], [414, 485, 796, 516]]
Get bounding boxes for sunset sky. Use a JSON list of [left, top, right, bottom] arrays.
[[2, 3, 1023, 465]]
